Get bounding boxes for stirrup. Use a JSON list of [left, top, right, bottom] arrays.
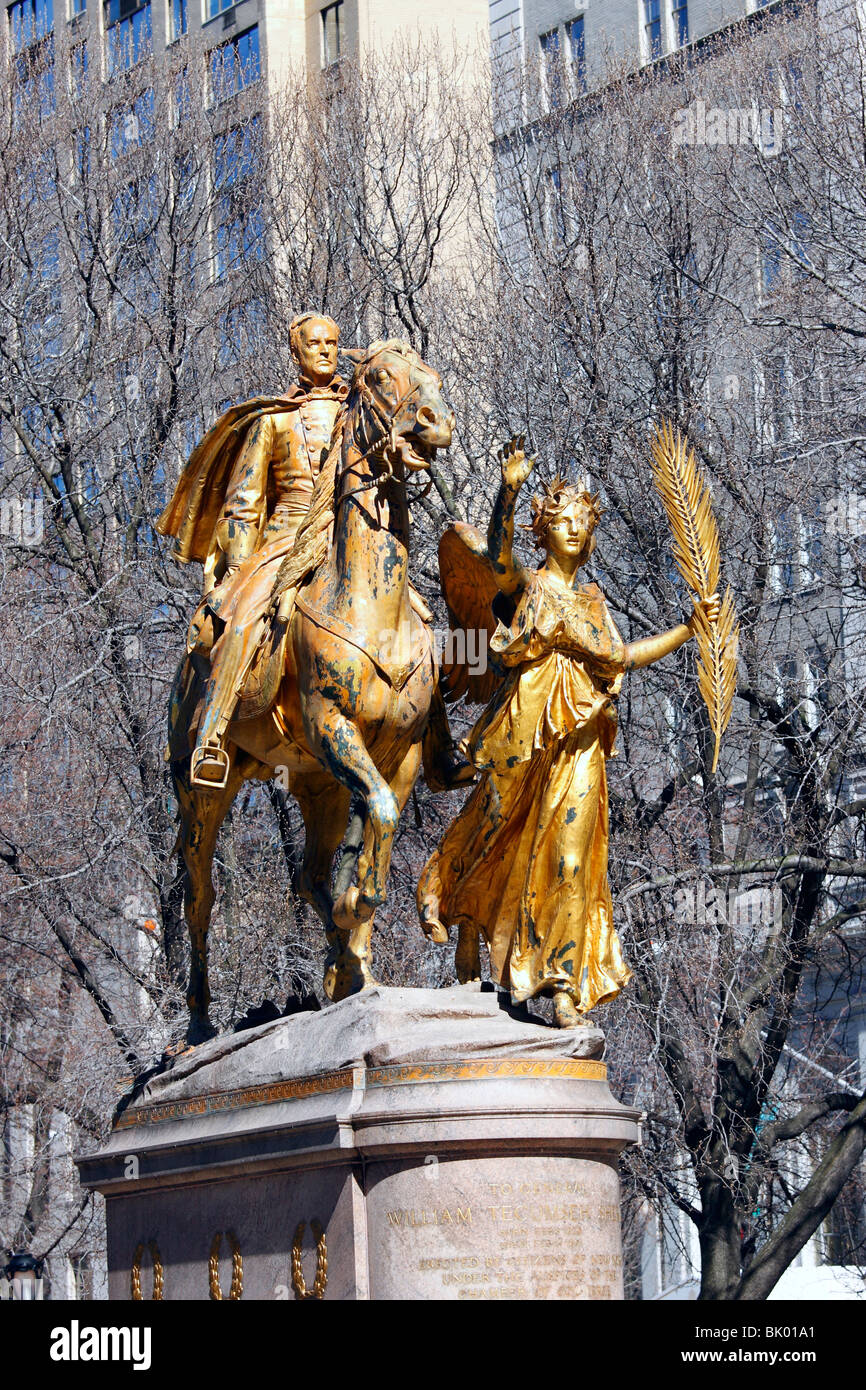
[[190, 742, 230, 790]]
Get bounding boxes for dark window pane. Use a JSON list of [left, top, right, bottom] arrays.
[[106, 3, 152, 79], [540, 27, 561, 108], [644, 0, 662, 58], [170, 0, 187, 40], [210, 25, 260, 103], [322, 1, 342, 67], [566, 16, 585, 93], [672, 0, 688, 47]]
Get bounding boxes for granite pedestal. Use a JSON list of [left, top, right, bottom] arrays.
[[77, 985, 641, 1301]]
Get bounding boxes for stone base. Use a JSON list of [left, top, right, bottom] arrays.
[[77, 986, 640, 1301]]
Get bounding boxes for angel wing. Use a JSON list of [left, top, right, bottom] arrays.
[[438, 523, 512, 706]]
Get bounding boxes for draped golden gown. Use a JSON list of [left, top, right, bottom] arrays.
[[419, 573, 633, 1013]]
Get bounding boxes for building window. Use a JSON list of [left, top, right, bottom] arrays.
[[174, 151, 197, 213], [174, 65, 192, 123], [73, 124, 90, 180], [643, 0, 662, 59], [109, 87, 155, 159], [105, 1, 152, 78], [213, 115, 261, 189], [112, 175, 160, 327], [70, 38, 87, 96], [210, 25, 260, 103], [169, 0, 186, 40], [566, 15, 585, 93], [21, 141, 56, 201], [74, 124, 90, 180], [13, 65, 55, 125], [321, 1, 342, 68], [539, 28, 561, 108], [9, 0, 53, 52], [213, 114, 264, 278], [215, 198, 265, 279], [208, 0, 233, 14], [23, 229, 63, 366], [70, 0, 86, 13], [671, 0, 688, 47], [769, 508, 821, 596], [546, 166, 566, 240], [759, 224, 782, 295], [9, 1, 55, 126]]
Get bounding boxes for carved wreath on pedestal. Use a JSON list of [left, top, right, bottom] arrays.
[[131, 1240, 164, 1300], [291, 1219, 328, 1300], [209, 1230, 244, 1300]]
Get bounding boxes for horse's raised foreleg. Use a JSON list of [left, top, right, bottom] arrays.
[[172, 749, 245, 1044], [354, 739, 423, 914], [330, 740, 423, 999], [302, 700, 408, 996]]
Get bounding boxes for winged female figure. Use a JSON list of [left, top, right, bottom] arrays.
[[418, 438, 719, 1027]]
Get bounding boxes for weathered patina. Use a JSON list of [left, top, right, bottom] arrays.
[[420, 439, 720, 1027], [165, 340, 461, 1040]]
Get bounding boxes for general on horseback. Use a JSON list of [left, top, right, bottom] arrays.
[[158, 324, 470, 1041]]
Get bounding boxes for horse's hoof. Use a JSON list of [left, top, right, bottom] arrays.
[[332, 885, 377, 931], [421, 915, 449, 945], [325, 958, 379, 1002]]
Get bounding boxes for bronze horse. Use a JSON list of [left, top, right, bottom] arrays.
[[168, 343, 456, 1042]]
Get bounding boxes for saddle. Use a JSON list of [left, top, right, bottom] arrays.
[[231, 581, 435, 723]]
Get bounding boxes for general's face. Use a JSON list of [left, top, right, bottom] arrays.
[[545, 501, 595, 563], [295, 318, 339, 383]]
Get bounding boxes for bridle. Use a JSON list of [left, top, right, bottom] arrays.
[[336, 354, 436, 513]]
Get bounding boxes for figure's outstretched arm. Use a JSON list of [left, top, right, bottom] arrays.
[[624, 594, 721, 670], [487, 436, 535, 597]]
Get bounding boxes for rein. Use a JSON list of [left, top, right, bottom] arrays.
[[335, 363, 434, 514]]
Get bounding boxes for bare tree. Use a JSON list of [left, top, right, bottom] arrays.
[[1, 12, 864, 1302], [452, 10, 866, 1299]]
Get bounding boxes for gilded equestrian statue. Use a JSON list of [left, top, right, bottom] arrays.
[[162, 340, 462, 1042]]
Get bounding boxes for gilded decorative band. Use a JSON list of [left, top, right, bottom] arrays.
[[114, 1057, 607, 1132]]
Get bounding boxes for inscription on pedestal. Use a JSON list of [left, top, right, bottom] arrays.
[[368, 1159, 625, 1300]]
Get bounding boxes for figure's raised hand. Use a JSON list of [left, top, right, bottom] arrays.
[[688, 592, 721, 634], [499, 436, 536, 493]]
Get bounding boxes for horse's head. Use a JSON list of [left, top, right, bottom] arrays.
[[349, 340, 454, 473]]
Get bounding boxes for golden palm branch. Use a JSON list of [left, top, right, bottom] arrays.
[[650, 420, 739, 773]]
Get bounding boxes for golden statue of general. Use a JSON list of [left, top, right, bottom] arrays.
[[157, 313, 347, 787]]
